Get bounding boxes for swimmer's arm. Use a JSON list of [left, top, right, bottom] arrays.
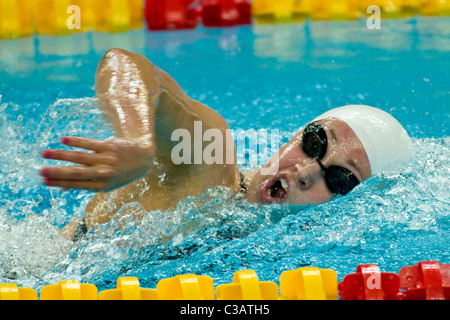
[[41, 48, 237, 194], [40, 48, 171, 192], [94, 48, 160, 146]]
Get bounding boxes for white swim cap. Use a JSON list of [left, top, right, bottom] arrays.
[[313, 105, 413, 175]]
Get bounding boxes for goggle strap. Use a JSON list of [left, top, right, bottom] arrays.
[[315, 158, 328, 173]]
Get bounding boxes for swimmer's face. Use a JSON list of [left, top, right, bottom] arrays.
[[246, 118, 372, 205]]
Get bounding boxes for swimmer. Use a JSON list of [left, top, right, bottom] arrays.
[[40, 48, 412, 241]]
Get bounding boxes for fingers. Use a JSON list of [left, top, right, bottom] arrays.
[[41, 166, 115, 192], [40, 137, 117, 192], [41, 165, 115, 182], [61, 136, 110, 152], [42, 149, 116, 166]]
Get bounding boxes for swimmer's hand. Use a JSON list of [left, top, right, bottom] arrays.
[[40, 136, 154, 192]]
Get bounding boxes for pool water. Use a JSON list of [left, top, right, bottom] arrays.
[[0, 17, 448, 292]]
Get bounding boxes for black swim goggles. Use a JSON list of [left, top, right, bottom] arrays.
[[301, 122, 360, 195]]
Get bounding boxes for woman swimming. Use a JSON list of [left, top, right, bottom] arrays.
[[40, 48, 412, 241]]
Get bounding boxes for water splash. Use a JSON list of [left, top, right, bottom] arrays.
[[1, 98, 448, 293], [0, 17, 448, 294]]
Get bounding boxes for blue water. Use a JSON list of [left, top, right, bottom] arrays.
[[0, 17, 448, 292]]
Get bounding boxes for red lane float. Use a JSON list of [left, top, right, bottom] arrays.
[[338, 264, 401, 300], [201, 0, 251, 27], [1, 260, 448, 300], [399, 261, 450, 300], [145, 0, 199, 31]]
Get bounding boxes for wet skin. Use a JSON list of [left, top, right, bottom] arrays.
[[246, 118, 372, 205], [40, 49, 371, 240]]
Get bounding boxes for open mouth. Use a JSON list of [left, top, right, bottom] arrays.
[[261, 174, 290, 203]]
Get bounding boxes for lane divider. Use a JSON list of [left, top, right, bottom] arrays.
[[99, 277, 158, 300], [1, 0, 450, 39], [157, 274, 215, 300], [338, 264, 401, 300], [0, 260, 448, 300], [40, 279, 98, 300], [0, 283, 38, 300], [216, 270, 279, 300], [280, 267, 337, 300]]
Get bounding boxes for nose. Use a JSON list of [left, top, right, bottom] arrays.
[[294, 159, 324, 191]]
